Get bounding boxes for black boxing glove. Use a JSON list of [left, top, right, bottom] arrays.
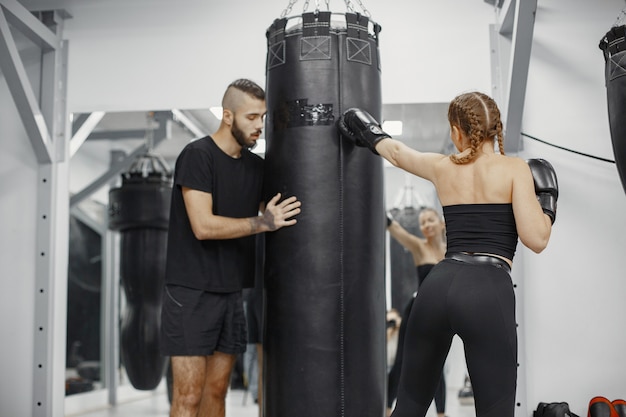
[[337, 108, 391, 155], [527, 158, 558, 224]]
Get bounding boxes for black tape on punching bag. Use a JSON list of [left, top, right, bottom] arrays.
[[264, 13, 385, 417], [600, 25, 626, 195], [109, 168, 171, 390]]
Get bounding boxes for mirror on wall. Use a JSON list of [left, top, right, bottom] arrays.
[[66, 203, 104, 396], [66, 109, 217, 398], [65, 102, 452, 399]]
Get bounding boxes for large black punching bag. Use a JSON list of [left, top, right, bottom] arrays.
[[263, 11, 386, 417], [108, 153, 171, 390], [600, 25, 626, 195]]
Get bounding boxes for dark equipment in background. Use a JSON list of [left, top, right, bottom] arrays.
[[108, 152, 172, 390], [388, 205, 423, 311], [66, 215, 102, 395], [600, 24, 626, 195]]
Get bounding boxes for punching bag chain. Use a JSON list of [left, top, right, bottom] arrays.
[[280, 0, 298, 18], [344, 0, 371, 17], [344, 0, 372, 17], [304, 0, 330, 12], [281, 0, 353, 18], [614, 5, 626, 27]]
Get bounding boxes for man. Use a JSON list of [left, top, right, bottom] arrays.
[[161, 78, 301, 417]]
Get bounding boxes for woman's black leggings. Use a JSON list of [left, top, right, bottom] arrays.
[[390, 259, 518, 417]]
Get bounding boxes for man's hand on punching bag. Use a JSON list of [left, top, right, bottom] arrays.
[[337, 108, 391, 155]]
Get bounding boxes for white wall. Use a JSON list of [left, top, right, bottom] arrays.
[[0, 53, 39, 417], [520, 0, 626, 414], [61, 0, 495, 113]]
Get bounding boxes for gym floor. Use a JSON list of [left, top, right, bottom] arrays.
[[67, 385, 477, 417]]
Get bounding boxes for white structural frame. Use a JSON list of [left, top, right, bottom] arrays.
[[0, 1, 70, 416], [488, 1, 537, 416], [490, 0, 537, 153]]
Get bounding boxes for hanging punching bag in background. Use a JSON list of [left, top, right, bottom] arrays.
[[108, 154, 172, 390], [600, 25, 626, 195], [264, 10, 386, 417]]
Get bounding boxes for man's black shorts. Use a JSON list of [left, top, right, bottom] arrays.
[[160, 285, 247, 356]]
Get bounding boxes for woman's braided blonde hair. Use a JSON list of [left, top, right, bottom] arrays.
[[448, 92, 505, 164]]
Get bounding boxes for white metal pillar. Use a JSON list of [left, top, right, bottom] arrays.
[[103, 228, 121, 406], [489, 0, 537, 153], [0, 1, 70, 416], [488, 2, 537, 416]]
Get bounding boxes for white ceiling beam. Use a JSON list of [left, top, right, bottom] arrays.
[[172, 108, 208, 139], [70, 111, 106, 157], [0, 5, 53, 163], [0, 0, 59, 50]]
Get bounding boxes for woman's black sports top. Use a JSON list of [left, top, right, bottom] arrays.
[[443, 203, 518, 260]]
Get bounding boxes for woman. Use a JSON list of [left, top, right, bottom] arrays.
[[386, 208, 447, 417], [338, 91, 556, 417]]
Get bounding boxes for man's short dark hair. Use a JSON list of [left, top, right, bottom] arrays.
[[228, 78, 265, 101]]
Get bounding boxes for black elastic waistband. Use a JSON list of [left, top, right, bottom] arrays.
[[446, 252, 511, 273]]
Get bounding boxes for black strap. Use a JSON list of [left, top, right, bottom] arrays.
[[346, 12, 369, 40], [302, 11, 331, 37], [446, 252, 511, 273], [599, 25, 626, 60], [266, 18, 287, 45]]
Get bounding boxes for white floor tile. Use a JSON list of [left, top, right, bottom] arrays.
[[66, 385, 477, 417]]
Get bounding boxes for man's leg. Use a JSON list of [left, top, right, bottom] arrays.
[[170, 355, 207, 417], [198, 351, 237, 417]]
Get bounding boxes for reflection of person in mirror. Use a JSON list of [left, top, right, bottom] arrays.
[[386, 208, 447, 417], [160, 79, 302, 417]]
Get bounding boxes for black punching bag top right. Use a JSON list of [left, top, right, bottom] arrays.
[[263, 12, 386, 417], [600, 25, 626, 195]]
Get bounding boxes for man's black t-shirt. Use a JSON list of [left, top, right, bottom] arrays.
[[165, 136, 264, 292]]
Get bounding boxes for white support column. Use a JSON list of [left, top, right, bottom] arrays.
[[488, 2, 536, 416], [33, 12, 70, 417], [102, 229, 120, 406], [0, 2, 70, 415], [489, 0, 537, 153], [490, 23, 509, 111]]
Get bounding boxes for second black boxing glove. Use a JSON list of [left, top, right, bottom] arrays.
[[527, 158, 558, 224]]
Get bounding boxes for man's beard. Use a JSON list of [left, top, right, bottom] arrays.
[[232, 119, 257, 150]]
